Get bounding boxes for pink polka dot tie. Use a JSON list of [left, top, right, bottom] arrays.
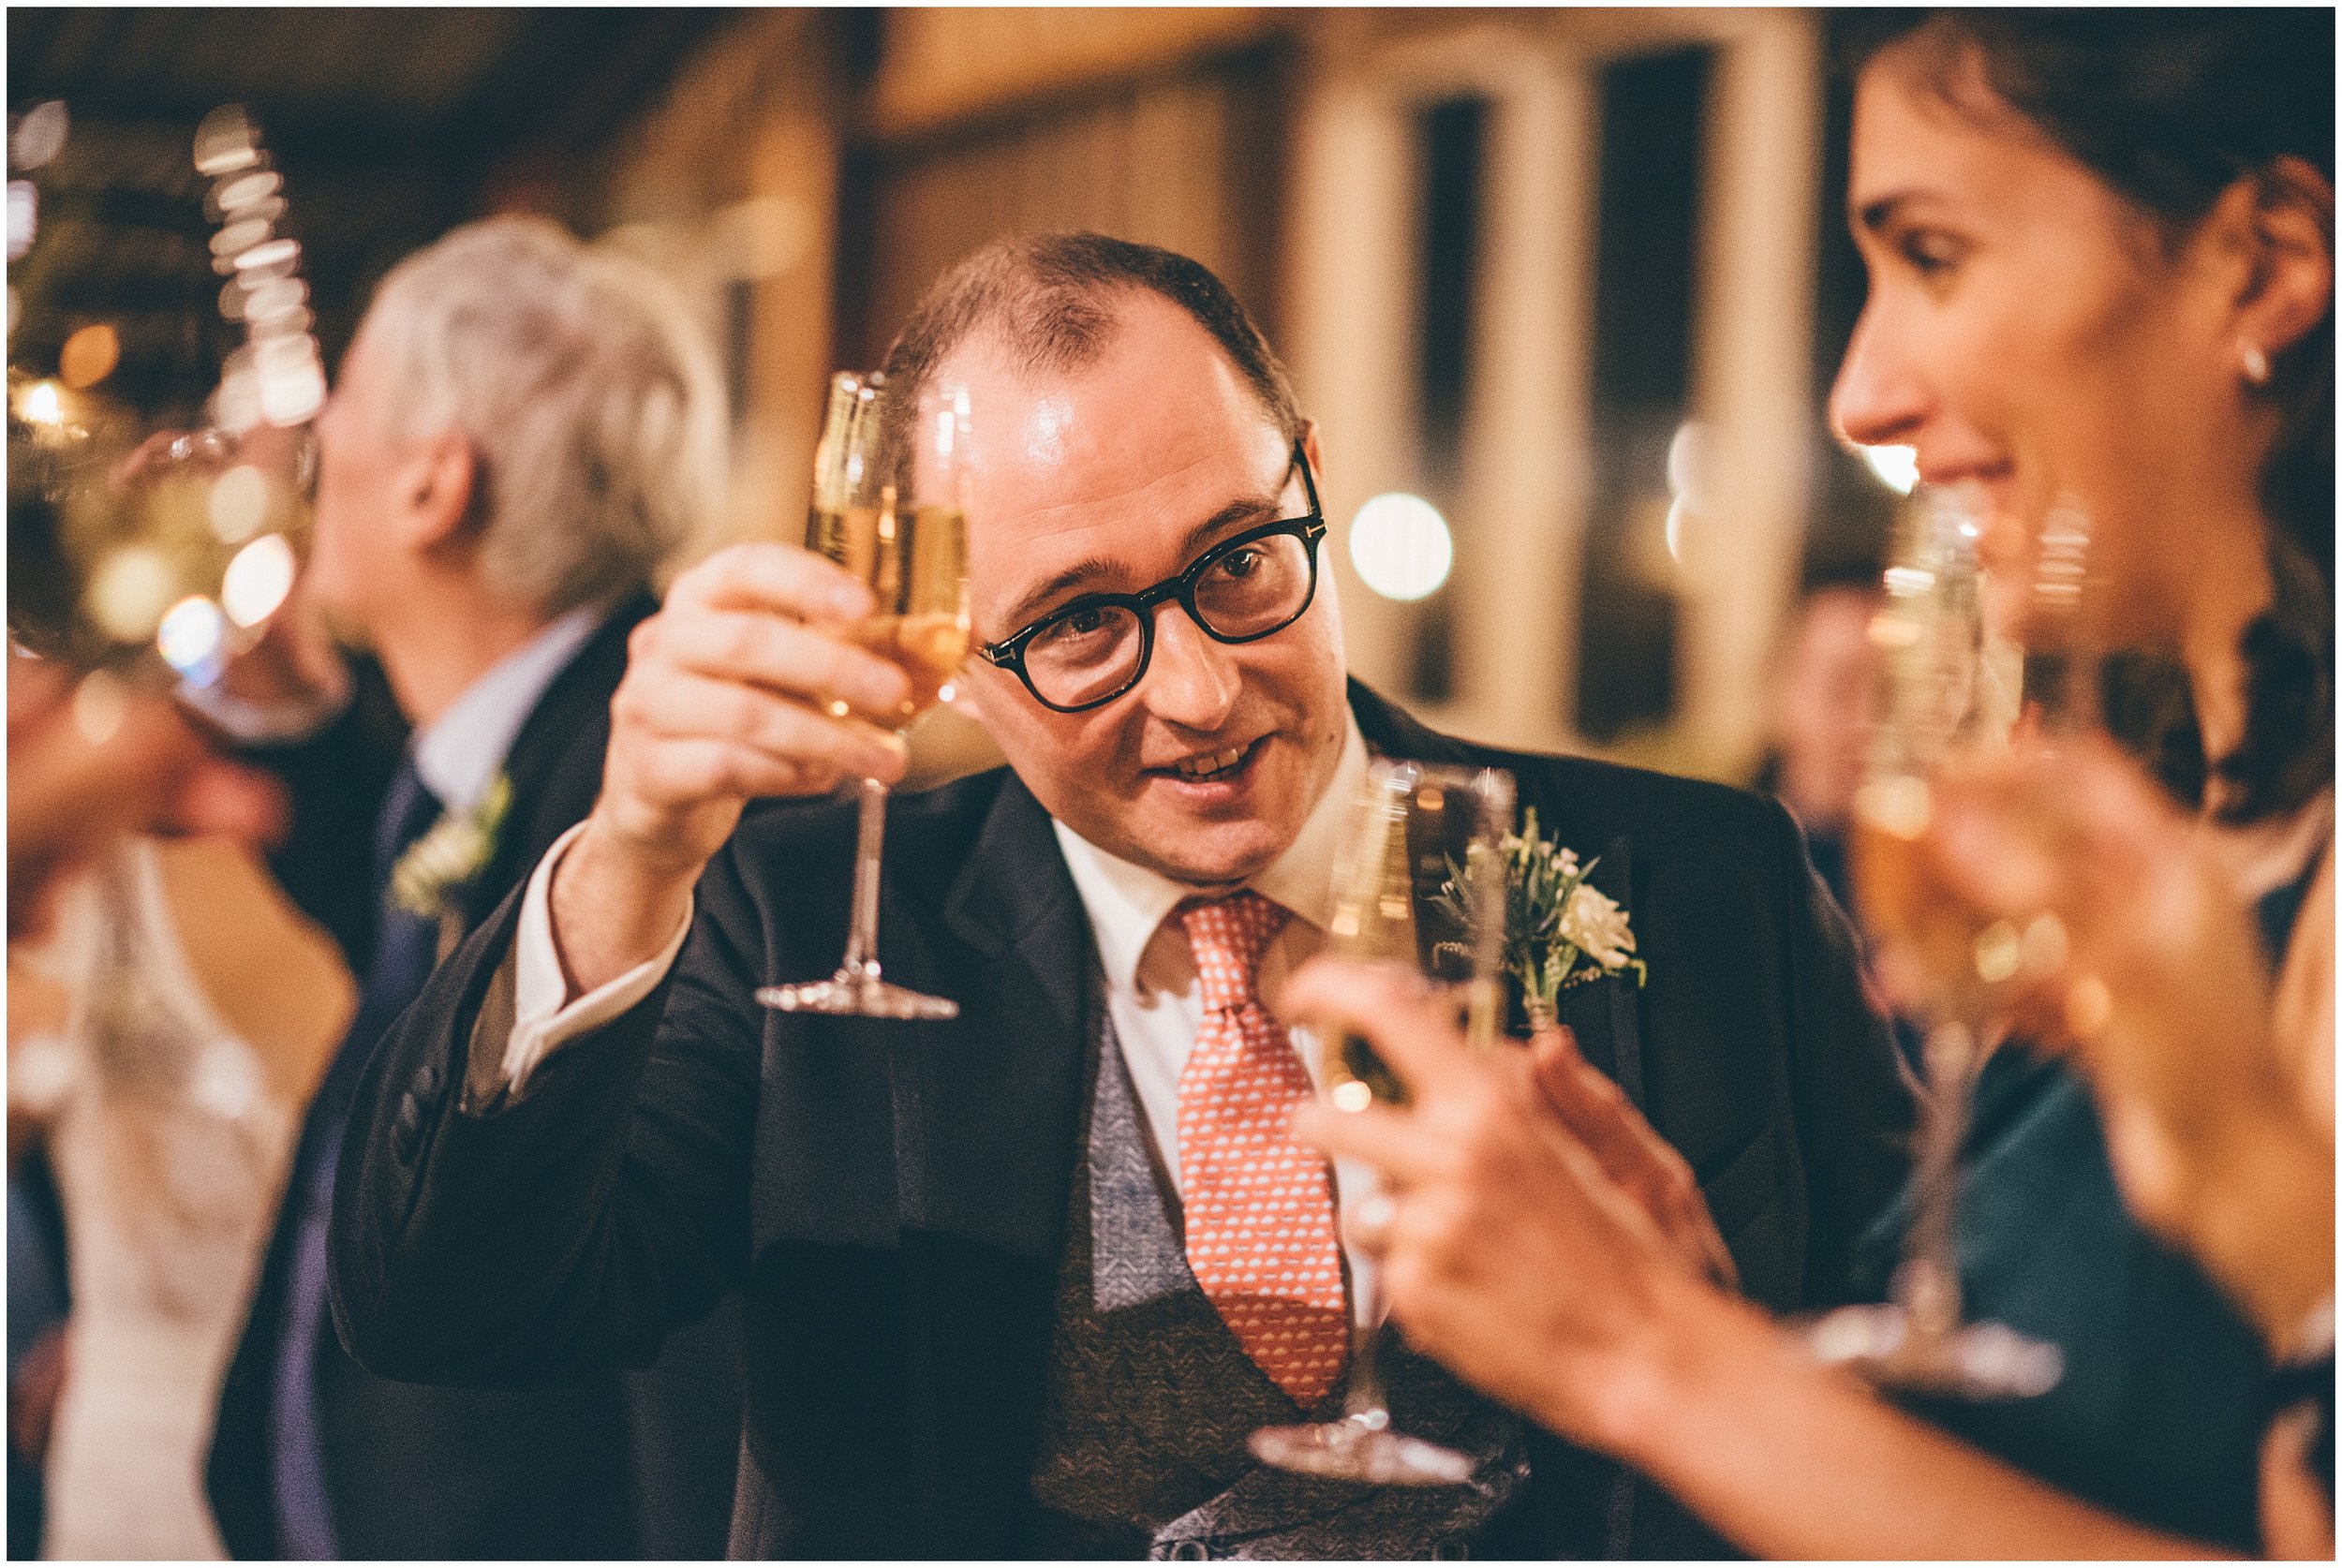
[[1176, 891, 1350, 1409]]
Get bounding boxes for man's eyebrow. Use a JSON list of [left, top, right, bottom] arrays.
[[996, 489, 1288, 633]]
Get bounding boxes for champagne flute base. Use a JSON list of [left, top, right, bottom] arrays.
[[1801, 1302, 2062, 1400], [1248, 1415, 1475, 1486], [757, 973, 959, 1020]]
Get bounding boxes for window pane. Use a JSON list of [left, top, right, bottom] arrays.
[[1574, 45, 1712, 744]]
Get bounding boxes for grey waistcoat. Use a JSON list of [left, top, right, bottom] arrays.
[[1027, 1007, 1531, 1560]]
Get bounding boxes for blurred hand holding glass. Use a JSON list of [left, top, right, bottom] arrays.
[[1805, 483, 2097, 1400], [1249, 758, 1513, 1487]]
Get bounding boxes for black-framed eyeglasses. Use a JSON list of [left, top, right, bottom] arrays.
[[979, 441, 1327, 714]]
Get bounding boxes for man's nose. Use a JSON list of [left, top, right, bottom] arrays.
[[1829, 305, 1929, 451], [1139, 605, 1241, 732]]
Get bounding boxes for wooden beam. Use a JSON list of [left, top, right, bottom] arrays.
[[865, 7, 1280, 141]]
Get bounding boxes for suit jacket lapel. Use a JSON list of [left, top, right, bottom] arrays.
[[892, 681, 1648, 1257], [1348, 677, 1472, 764], [1549, 835, 1644, 1114], [893, 771, 1093, 1260], [1351, 679, 1647, 1113]]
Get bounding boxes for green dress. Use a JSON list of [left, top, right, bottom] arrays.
[[1853, 853, 2331, 1551], [1854, 1049, 2270, 1550]]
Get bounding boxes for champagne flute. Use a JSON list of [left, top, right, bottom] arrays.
[[759, 373, 971, 1020], [1250, 758, 1515, 1487], [1801, 484, 2075, 1400]]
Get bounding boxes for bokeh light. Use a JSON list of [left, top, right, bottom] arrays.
[[191, 104, 259, 176], [1348, 492, 1454, 601], [215, 169, 281, 213], [222, 532, 296, 627], [7, 180, 36, 262], [20, 378, 64, 425], [88, 544, 176, 641], [209, 465, 272, 541], [9, 100, 69, 172], [59, 322, 121, 389], [1860, 444, 1920, 496], [157, 595, 228, 682]]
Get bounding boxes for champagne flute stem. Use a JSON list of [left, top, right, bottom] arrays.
[[838, 775, 889, 984], [1341, 1272, 1395, 1428], [1898, 1018, 1977, 1339]]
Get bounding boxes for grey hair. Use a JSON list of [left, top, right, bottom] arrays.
[[366, 214, 727, 615]]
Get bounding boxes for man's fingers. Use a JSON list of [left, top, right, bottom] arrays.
[[668, 542, 875, 628], [621, 669, 906, 787], [648, 606, 910, 721], [1279, 957, 1475, 1101], [629, 735, 852, 806]]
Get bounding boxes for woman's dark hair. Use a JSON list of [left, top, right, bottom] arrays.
[[1845, 9, 2335, 824]]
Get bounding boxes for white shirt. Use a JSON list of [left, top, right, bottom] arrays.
[[497, 714, 1384, 1320]]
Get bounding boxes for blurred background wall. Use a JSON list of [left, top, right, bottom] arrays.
[[9, 5, 1904, 785]]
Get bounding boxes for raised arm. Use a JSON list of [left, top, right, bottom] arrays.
[[327, 540, 914, 1387], [327, 827, 778, 1387]]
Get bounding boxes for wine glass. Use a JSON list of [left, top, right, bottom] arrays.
[[8, 387, 319, 710], [1249, 758, 1515, 1486], [758, 372, 972, 1020], [1801, 483, 2080, 1401]]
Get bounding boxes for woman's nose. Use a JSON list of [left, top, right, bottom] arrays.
[[1830, 305, 1930, 451]]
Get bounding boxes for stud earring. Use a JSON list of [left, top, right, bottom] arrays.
[[2241, 343, 2272, 385]]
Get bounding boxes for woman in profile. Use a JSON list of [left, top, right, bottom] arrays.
[[1293, 9, 2333, 1558]]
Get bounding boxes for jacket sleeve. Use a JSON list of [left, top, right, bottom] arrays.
[[1768, 798, 1918, 1306], [327, 836, 765, 1390]]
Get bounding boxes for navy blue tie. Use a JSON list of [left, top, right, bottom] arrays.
[[271, 759, 443, 1560]]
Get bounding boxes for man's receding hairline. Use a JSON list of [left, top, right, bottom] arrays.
[[939, 287, 1292, 436]]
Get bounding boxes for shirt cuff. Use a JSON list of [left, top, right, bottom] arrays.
[[497, 820, 694, 1097]]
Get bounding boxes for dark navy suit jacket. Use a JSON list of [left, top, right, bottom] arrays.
[[330, 680, 1911, 1558]]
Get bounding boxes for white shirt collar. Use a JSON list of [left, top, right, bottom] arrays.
[[1052, 712, 1369, 996], [411, 606, 602, 814]]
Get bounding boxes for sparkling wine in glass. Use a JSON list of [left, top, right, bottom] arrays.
[[1803, 484, 2073, 1401], [758, 372, 971, 1021], [1249, 758, 1514, 1487]]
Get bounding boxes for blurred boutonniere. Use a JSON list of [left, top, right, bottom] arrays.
[[1442, 806, 1646, 1030], [390, 773, 511, 925]]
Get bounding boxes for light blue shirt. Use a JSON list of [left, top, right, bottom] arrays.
[[411, 606, 602, 814]]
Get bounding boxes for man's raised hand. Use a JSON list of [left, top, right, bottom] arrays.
[[552, 543, 913, 991]]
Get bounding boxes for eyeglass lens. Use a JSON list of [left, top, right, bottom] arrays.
[[1022, 529, 1316, 709]]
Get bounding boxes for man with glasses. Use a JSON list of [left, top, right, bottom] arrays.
[[331, 233, 1910, 1559]]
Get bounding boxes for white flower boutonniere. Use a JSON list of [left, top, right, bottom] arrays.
[[390, 773, 511, 923], [1442, 806, 1646, 1029]]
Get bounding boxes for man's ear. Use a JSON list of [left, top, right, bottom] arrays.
[[2235, 155, 2335, 363], [395, 429, 478, 550], [1300, 418, 1326, 490]]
